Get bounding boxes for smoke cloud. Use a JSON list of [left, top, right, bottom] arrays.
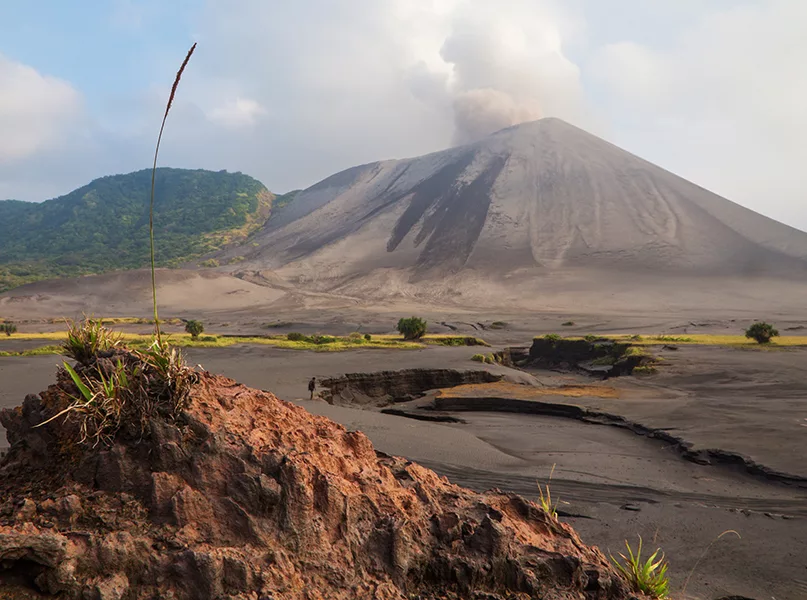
[[451, 89, 542, 145], [426, 0, 588, 145]]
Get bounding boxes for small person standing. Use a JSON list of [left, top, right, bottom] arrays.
[[308, 377, 316, 400]]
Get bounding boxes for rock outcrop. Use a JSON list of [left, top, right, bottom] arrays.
[[0, 369, 637, 599], [527, 338, 655, 378], [319, 368, 502, 407]]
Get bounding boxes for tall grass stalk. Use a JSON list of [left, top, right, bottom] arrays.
[[681, 529, 741, 596], [149, 42, 197, 344]]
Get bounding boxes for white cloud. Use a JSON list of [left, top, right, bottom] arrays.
[[5, 0, 807, 233], [208, 98, 267, 128], [0, 54, 83, 162], [589, 0, 807, 227], [175, 0, 592, 190]]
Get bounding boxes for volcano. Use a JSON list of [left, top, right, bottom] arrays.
[[224, 118, 807, 288]]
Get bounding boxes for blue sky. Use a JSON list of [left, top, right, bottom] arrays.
[[2, 0, 806, 230]]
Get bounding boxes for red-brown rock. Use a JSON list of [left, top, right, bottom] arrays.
[[0, 371, 640, 599]]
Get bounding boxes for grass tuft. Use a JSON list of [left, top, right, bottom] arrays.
[[537, 464, 563, 520], [681, 530, 741, 595], [37, 339, 196, 447], [63, 318, 121, 365], [609, 536, 670, 598]]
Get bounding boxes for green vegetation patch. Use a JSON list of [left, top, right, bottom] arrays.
[[0, 168, 284, 291], [0, 345, 63, 357], [570, 333, 807, 348]]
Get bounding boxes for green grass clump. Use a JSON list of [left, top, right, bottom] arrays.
[[471, 354, 486, 363], [610, 537, 670, 598], [623, 346, 647, 357], [543, 333, 561, 343], [63, 318, 121, 365], [38, 340, 196, 447], [537, 464, 564, 520], [632, 365, 658, 375]]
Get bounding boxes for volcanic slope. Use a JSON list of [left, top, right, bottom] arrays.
[[225, 118, 807, 288]]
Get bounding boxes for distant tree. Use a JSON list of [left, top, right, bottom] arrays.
[[184, 320, 205, 339], [745, 322, 778, 344], [397, 317, 427, 340], [1, 322, 17, 336]]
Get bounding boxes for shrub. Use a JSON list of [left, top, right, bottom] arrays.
[[485, 353, 497, 364], [364, 333, 372, 341], [287, 332, 306, 342], [633, 366, 658, 375], [745, 322, 778, 344], [489, 321, 508, 329], [348, 332, 364, 340], [184, 320, 205, 339], [471, 354, 486, 363], [397, 317, 427, 340], [562, 321, 575, 327], [544, 333, 561, 343], [584, 335, 598, 343], [199, 258, 220, 268], [310, 335, 336, 345], [1, 322, 17, 336]]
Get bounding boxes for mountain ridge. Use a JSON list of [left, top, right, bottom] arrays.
[[0, 168, 284, 291]]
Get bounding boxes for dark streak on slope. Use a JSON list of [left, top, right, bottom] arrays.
[[416, 155, 507, 272], [386, 152, 476, 253], [383, 152, 508, 272]]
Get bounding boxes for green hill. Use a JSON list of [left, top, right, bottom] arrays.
[[0, 168, 283, 291]]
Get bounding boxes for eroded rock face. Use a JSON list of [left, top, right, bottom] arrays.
[[528, 338, 652, 378], [319, 368, 502, 407], [0, 372, 635, 599]]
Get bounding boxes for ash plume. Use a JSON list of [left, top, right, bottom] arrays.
[[452, 88, 543, 145]]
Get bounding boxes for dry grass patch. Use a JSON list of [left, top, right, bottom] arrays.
[[437, 381, 619, 400]]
